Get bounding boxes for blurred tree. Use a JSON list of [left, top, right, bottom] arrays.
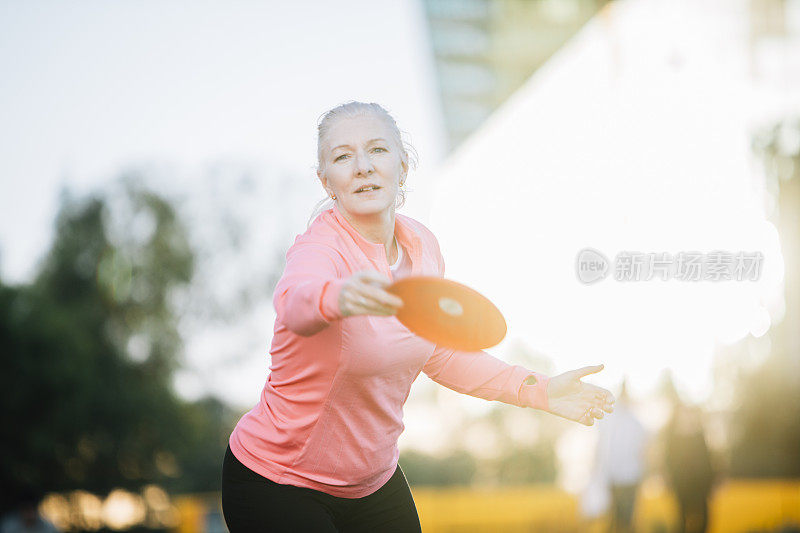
[[166, 396, 238, 494], [38, 176, 193, 378], [399, 449, 477, 486], [399, 342, 560, 487], [729, 349, 800, 477], [467, 405, 558, 485], [729, 118, 800, 477], [494, 440, 557, 485], [398, 413, 558, 487], [485, 342, 559, 485], [0, 176, 238, 515]]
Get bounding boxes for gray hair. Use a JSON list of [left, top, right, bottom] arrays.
[[308, 101, 417, 226]]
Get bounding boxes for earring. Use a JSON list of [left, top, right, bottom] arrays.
[[330, 194, 337, 200]]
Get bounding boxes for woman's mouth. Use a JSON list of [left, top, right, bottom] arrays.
[[354, 185, 381, 193]]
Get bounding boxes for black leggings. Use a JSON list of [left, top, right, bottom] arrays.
[[221, 445, 422, 532]]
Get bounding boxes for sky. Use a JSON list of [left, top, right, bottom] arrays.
[[0, 0, 446, 283]]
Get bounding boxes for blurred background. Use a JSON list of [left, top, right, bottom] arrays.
[[1, 0, 799, 531]]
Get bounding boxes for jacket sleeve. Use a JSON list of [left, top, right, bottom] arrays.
[[422, 346, 549, 409], [422, 229, 550, 409], [273, 241, 347, 337]]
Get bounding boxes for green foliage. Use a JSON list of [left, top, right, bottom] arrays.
[[494, 442, 557, 484], [399, 449, 477, 486], [399, 440, 556, 487], [400, 342, 560, 487], [729, 350, 800, 477], [731, 118, 800, 478], [0, 177, 235, 514]]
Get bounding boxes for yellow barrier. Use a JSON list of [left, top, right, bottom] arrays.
[[710, 480, 800, 533], [413, 479, 800, 533], [172, 495, 206, 533], [171, 480, 800, 533], [412, 486, 579, 532]]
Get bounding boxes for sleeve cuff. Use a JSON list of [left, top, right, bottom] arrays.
[[319, 278, 347, 322], [518, 372, 550, 411]]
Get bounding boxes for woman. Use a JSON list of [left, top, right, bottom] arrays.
[[221, 101, 616, 532]]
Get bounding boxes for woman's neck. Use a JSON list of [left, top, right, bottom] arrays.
[[339, 207, 397, 261]]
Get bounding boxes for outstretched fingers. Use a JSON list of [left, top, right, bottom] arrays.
[[572, 364, 605, 379], [579, 406, 606, 426], [584, 383, 616, 412]]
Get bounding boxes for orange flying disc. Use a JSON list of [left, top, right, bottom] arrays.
[[387, 276, 507, 351]]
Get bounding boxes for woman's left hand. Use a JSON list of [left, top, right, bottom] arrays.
[[546, 364, 615, 426]]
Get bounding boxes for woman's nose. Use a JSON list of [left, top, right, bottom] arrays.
[[353, 150, 374, 176]]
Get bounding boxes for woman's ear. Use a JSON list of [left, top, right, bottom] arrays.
[[317, 169, 327, 190]]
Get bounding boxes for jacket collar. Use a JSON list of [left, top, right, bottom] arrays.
[[329, 204, 423, 274]]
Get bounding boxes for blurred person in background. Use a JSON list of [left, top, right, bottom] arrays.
[[664, 401, 716, 533], [592, 378, 648, 533], [220, 101, 616, 532]]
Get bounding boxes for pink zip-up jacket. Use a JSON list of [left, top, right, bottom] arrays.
[[229, 205, 550, 498]]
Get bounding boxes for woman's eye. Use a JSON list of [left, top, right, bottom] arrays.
[[334, 154, 349, 162], [372, 147, 387, 153]]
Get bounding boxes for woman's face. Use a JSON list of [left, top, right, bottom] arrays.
[[318, 114, 407, 219]]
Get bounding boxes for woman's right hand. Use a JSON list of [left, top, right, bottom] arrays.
[[545, 365, 615, 426], [338, 270, 404, 317]]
